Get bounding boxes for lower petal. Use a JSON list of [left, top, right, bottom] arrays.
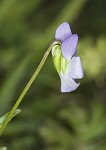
[[60, 72, 80, 93]]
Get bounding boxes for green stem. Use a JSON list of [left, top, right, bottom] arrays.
[[0, 41, 60, 136]]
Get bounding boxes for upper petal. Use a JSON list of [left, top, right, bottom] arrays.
[[55, 22, 72, 42], [66, 56, 84, 79], [61, 34, 78, 61], [60, 72, 80, 93]]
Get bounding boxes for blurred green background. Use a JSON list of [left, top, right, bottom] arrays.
[[0, 0, 106, 149]]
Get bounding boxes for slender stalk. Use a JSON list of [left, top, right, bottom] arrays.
[[0, 41, 60, 135]]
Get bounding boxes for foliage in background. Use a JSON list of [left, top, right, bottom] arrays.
[[0, 0, 106, 149]]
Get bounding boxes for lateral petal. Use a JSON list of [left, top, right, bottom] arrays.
[[66, 56, 84, 79], [61, 34, 78, 61]]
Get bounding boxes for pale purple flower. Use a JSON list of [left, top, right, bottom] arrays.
[[53, 22, 84, 93]]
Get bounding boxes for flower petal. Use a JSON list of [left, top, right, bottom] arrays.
[[55, 22, 72, 42], [60, 72, 80, 93], [61, 34, 78, 61], [66, 56, 84, 79]]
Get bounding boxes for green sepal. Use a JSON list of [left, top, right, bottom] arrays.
[[52, 45, 62, 74], [52, 44, 67, 74], [61, 56, 67, 74]]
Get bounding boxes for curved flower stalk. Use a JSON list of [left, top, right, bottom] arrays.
[[52, 22, 84, 92], [0, 41, 60, 135]]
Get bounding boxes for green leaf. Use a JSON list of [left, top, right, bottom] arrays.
[[0, 147, 7, 150], [0, 109, 21, 128]]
